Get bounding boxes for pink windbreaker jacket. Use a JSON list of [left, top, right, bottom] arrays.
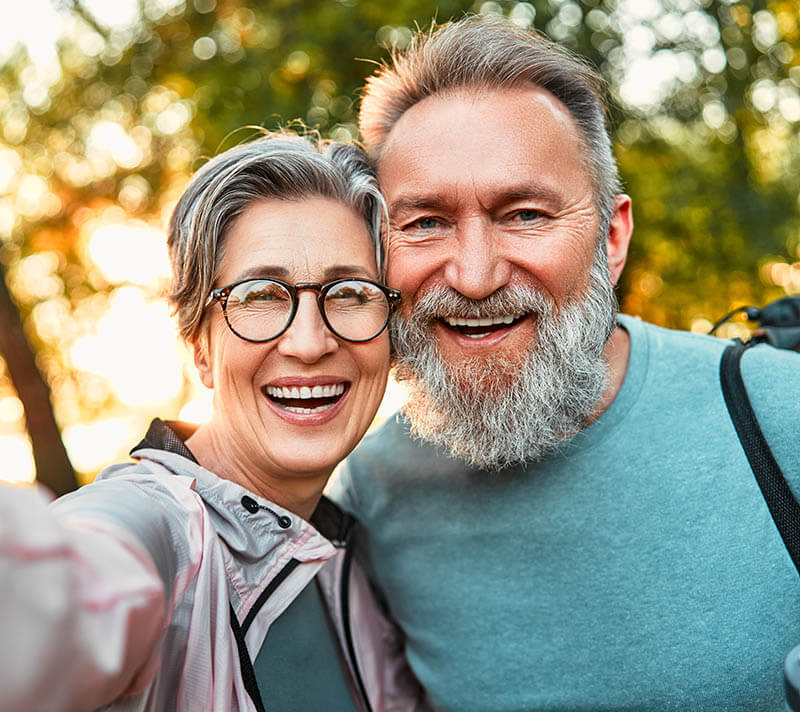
[[0, 419, 428, 712]]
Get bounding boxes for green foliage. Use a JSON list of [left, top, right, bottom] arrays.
[[0, 0, 799, 479]]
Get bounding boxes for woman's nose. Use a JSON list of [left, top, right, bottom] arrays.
[[275, 293, 338, 363]]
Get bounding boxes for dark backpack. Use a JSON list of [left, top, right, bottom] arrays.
[[716, 296, 800, 575]]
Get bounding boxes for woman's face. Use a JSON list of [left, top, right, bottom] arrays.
[[194, 195, 390, 486]]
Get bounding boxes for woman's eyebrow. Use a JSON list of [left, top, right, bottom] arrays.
[[323, 265, 374, 280], [234, 265, 290, 281], [234, 264, 374, 282]]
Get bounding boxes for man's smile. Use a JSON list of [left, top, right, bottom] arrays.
[[441, 312, 529, 339]]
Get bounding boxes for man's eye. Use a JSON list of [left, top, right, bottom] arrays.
[[514, 209, 541, 222], [411, 217, 439, 230]]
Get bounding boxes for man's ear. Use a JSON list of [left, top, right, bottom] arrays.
[[192, 331, 214, 390], [607, 194, 633, 287]]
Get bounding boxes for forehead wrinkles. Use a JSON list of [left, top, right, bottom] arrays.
[[378, 87, 596, 206]]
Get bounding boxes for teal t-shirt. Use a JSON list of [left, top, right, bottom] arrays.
[[253, 579, 358, 712], [330, 315, 800, 711]]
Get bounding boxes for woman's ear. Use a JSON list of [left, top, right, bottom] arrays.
[[192, 330, 214, 390], [607, 194, 633, 287]]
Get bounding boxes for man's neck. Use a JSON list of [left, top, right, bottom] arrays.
[[590, 323, 631, 423]]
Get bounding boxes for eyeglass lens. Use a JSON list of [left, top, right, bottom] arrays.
[[224, 279, 391, 342]]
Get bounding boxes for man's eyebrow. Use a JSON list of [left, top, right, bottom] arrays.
[[500, 183, 564, 207], [387, 195, 447, 215], [387, 184, 565, 216]]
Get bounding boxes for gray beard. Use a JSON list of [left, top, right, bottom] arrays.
[[390, 250, 618, 470]]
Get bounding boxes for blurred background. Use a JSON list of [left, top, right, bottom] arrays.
[[0, 0, 798, 494]]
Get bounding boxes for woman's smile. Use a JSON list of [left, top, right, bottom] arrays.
[[263, 377, 350, 421]]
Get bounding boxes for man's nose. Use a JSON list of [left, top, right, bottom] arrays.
[[443, 220, 512, 299], [276, 293, 338, 363]]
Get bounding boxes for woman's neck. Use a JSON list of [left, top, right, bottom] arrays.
[[185, 424, 330, 522]]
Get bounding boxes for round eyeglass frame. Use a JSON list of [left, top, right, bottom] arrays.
[[205, 276, 401, 344]]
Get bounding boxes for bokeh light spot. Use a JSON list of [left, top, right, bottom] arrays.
[[193, 36, 217, 60], [0, 435, 35, 484], [87, 222, 170, 286], [62, 417, 133, 473]]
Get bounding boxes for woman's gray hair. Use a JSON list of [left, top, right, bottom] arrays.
[[167, 132, 386, 343], [359, 14, 622, 235]]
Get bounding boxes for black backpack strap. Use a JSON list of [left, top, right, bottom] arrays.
[[720, 339, 800, 576]]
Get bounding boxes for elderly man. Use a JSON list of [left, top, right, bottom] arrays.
[[329, 13, 800, 712]]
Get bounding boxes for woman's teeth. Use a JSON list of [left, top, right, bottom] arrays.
[[265, 384, 345, 399], [264, 383, 346, 413], [284, 403, 334, 414]]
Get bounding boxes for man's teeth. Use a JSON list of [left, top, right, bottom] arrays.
[[444, 315, 521, 327], [265, 383, 346, 399]]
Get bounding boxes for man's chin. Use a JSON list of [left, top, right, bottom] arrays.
[[430, 324, 535, 386], [395, 337, 526, 395], [448, 354, 526, 394]]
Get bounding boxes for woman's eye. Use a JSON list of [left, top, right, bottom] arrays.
[[245, 290, 276, 301], [329, 287, 364, 302], [235, 286, 289, 305]]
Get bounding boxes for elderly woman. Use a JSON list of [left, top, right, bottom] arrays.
[[0, 134, 426, 712]]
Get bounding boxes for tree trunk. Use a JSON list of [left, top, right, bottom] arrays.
[[0, 262, 78, 495]]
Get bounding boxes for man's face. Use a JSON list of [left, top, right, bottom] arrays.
[[380, 86, 601, 373], [378, 86, 629, 468]]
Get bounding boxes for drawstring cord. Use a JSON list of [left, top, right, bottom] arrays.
[[240, 495, 292, 529]]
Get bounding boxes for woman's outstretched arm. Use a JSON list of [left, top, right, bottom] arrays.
[[0, 483, 168, 712]]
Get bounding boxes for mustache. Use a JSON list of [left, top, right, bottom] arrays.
[[403, 284, 553, 323]]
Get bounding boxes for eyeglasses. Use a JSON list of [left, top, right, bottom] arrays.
[[205, 277, 401, 343]]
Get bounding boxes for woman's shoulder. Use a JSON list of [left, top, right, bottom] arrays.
[[56, 454, 203, 521]]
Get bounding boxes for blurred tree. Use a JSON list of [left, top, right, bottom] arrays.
[[0, 261, 77, 494], [0, 0, 797, 490]]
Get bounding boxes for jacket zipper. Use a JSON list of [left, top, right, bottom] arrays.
[[230, 557, 302, 712], [340, 541, 373, 712]]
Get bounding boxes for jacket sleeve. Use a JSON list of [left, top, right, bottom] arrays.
[[0, 482, 170, 712]]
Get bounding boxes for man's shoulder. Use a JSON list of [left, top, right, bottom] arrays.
[[739, 339, 800, 467], [620, 314, 800, 389], [624, 313, 800, 381], [742, 336, 800, 376], [623, 312, 800, 363], [622, 313, 729, 360], [623, 313, 799, 472]]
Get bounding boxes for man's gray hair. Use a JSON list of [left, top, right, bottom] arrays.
[[167, 133, 386, 343], [359, 14, 622, 233]]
